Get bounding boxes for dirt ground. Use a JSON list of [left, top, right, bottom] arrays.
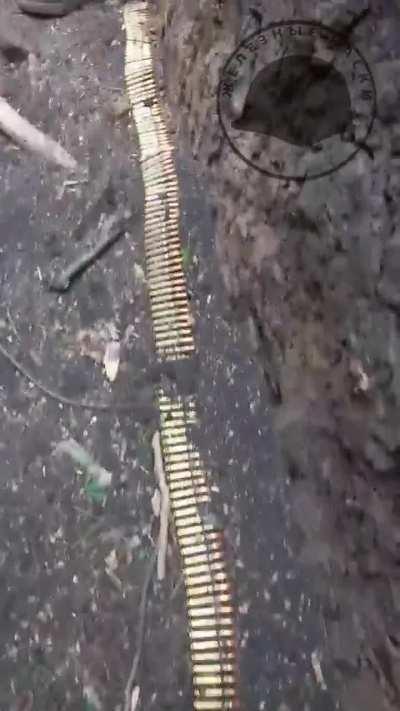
[[1, 2, 394, 711], [0, 2, 191, 709]]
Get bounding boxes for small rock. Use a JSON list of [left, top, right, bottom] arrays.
[[110, 94, 130, 119]]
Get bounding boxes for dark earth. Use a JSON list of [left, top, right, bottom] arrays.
[[0, 2, 190, 709], [1, 0, 400, 710]]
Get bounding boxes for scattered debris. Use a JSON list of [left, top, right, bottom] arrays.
[[151, 488, 161, 518], [123, 549, 157, 711], [63, 178, 89, 188], [54, 438, 112, 489], [0, 4, 188, 709], [46, 211, 131, 292], [311, 650, 327, 691], [77, 328, 105, 364], [77, 324, 122, 382], [152, 430, 170, 581], [105, 548, 118, 572], [0, 97, 77, 170], [133, 263, 145, 284], [349, 357, 370, 393], [104, 339, 121, 382], [105, 548, 123, 591]]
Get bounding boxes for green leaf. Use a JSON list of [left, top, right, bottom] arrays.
[[85, 479, 107, 503], [181, 246, 191, 269], [83, 702, 97, 711], [55, 439, 112, 488]]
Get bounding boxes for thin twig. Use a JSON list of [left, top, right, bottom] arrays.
[[152, 430, 170, 581], [0, 340, 150, 412], [0, 97, 77, 171], [123, 549, 157, 711]]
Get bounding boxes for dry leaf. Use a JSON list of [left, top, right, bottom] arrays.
[[133, 263, 145, 284], [107, 321, 119, 342], [349, 357, 370, 392], [311, 650, 327, 690], [130, 686, 140, 711], [105, 548, 118, 572], [104, 339, 121, 382]]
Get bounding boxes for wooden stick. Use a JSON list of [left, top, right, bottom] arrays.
[[0, 97, 77, 170], [152, 430, 170, 581]]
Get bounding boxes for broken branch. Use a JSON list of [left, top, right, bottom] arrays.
[[0, 96, 77, 170], [46, 211, 130, 292], [152, 430, 170, 581]]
